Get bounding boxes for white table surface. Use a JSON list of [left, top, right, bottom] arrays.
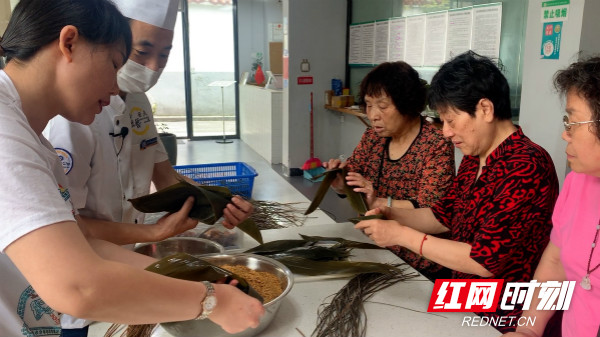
[[89, 223, 500, 337]]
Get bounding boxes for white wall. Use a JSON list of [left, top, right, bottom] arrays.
[[282, 0, 348, 172], [237, 0, 283, 76], [519, 0, 600, 187]]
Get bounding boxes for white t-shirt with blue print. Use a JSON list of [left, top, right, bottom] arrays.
[[0, 71, 75, 337]]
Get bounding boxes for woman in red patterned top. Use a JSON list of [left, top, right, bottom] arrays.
[[356, 51, 559, 333], [323, 61, 455, 280]]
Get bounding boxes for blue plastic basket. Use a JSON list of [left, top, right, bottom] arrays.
[[174, 162, 258, 198]]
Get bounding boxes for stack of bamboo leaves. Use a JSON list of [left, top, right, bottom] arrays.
[[245, 235, 420, 337], [245, 234, 399, 277]]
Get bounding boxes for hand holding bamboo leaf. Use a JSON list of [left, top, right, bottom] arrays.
[[104, 253, 264, 337], [129, 181, 264, 243], [305, 167, 368, 216]]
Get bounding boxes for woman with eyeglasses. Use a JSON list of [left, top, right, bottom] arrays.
[[503, 58, 600, 337]]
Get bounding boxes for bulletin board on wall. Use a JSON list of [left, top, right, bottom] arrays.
[[348, 0, 528, 120], [348, 4, 502, 67]]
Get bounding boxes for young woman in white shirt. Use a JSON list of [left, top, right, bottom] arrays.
[[0, 1, 263, 336]]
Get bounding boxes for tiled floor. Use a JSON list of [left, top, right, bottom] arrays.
[[176, 139, 359, 223]]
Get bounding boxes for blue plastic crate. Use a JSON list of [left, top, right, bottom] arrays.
[[174, 162, 258, 198]]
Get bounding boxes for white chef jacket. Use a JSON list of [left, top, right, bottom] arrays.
[[44, 93, 169, 330], [45, 93, 169, 225]]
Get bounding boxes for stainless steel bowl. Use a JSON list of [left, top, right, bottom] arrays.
[[134, 237, 225, 258], [160, 253, 294, 337]]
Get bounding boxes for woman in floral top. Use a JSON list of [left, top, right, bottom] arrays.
[[324, 61, 455, 280], [356, 52, 559, 333]]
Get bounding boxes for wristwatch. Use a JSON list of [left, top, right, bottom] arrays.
[[195, 281, 217, 320]]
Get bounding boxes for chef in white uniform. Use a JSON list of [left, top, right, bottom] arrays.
[[44, 0, 254, 335], [45, 0, 253, 240]]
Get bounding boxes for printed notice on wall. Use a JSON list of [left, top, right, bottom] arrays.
[[388, 17, 406, 62], [405, 15, 426, 67], [446, 8, 473, 61], [348, 24, 362, 65], [541, 0, 569, 22], [541, 21, 562, 59], [471, 3, 502, 59], [268, 23, 283, 42], [360, 22, 376, 65], [424, 12, 448, 66], [374, 20, 390, 64]]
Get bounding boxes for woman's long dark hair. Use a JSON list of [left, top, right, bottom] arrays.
[[0, 0, 131, 65]]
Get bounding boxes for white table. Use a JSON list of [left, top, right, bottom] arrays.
[[90, 223, 500, 337]]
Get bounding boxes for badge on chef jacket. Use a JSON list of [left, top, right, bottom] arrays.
[[130, 106, 151, 136], [54, 148, 73, 174], [140, 137, 158, 150]]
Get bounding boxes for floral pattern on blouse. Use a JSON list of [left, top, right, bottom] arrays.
[[347, 119, 455, 278]]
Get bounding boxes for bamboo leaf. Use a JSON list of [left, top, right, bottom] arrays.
[[304, 167, 368, 216], [298, 234, 383, 250], [144, 253, 263, 302], [244, 239, 308, 254], [198, 184, 233, 198], [272, 256, 402, 276], [264, 246, 351, 261], [304, 169, 341, 215], [341, 167, 368, 215], [128, 181, 231, 225], [237, 218, 264, 244], [347, 214, 384, 225]]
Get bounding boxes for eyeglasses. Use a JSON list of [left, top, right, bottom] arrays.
[[563, 115, 600, 132]]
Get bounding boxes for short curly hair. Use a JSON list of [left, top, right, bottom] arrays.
[[359, 61, 426, 118], [554, 57, 600, 141], [428, 51, 512, 120]]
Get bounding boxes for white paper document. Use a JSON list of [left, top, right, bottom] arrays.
[[360, 22, 376, 65], [348, 24, 362, 65], [471, 3, 502, 59], [388, 17, 406, 62], [374, 20, 390, 64], [424, 12, 448, 66], [405, 15, 426, 67], [446, 8, 473, 61]]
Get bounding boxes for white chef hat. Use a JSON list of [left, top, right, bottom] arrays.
[[112, 0, 180, 31]]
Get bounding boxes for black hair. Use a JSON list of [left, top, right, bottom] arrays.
[[554, 56, 600, 140], [428, 51, 512, 120], [359, 61, 426, 118], [0, 0, 131, 65]]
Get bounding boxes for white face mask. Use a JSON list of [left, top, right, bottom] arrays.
[[117, 60, 163, 93]]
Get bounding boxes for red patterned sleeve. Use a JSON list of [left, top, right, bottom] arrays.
[[470, 158, 558, 276], [415, 136, 455, 208], [431, 159, 474, 228]]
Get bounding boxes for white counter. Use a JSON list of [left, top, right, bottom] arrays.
[[239, 85, 283, 164], [89, 223, 500, 337]]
